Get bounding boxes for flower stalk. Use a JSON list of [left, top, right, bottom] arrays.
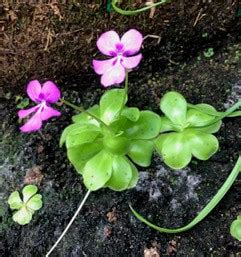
[[46, 190, 91, 257], [61, 98, 112, 133]]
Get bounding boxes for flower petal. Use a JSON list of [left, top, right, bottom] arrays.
[[92, 58, 116, 75], [41, 81, 61, 103], [41, 105, 61, 121], [18, 106, 39, 119], [20, 112, 42, 133], [97, 30, 120, 56], [26, 80, 42, 103], [101, 62, 125, 87], [121, 54, 142, 69], [121, 29, 143, 55]]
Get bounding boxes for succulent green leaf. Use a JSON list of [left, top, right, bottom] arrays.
[[103, 135, 130, 155], [27, 194, 43, 211], [195, 120, 222, 134], [127, 161, 139, 189], [124, 111, 161, 139], [159, 116, 176, 132], [188, 103, 220, 116], [161, 132, 192, 169], [109, 117, 128, 134], [22, 185, 38, 203], [154, 133, 170, 155], [67, 142, 103, 174], [128, 140, 154, 167], [186, 109, 215, 127], [65, 124, 100, 148], [72, 105, 100, 126], [187, 130, 219, 160], [60, 123, 87, 147], [106, 156, 133, 191], [83, 150, 113, 191], [121, 107, 140, 122], [160, 91, 187, 125], [230, 216, 241, 241], [100, 89, 127, 124], [12, 207, 32, 225], [8, 191, 23, 210]]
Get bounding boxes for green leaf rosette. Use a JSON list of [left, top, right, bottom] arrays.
[[156, 91, 220, 169], [61, 89, 161, 191]]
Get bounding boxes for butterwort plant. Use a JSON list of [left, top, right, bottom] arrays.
[[16, 29, 241, 256]]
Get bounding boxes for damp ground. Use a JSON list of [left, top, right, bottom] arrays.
[[1, 35, 241, 256]]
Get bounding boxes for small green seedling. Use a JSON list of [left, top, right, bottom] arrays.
[[15, 96, 30, 109], [230, 216, 241, 241], [8, 185, 43, 225], [203, 48, 214, 58]]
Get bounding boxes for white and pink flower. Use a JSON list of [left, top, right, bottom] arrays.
[[93, 29, 143, 87]]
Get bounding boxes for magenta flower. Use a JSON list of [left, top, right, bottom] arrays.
[[18, 80, 61, 133], [93, 29, 143, 87]]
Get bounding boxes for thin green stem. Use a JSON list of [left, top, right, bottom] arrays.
[[46, 190, 91, 256], [187, 102, 241, 118], [121, 72, 128, 109], [124, 71, 128, 97], [111, 0, 171, 16], [61, 99, 112, 133], [130, 156, 241, 233], [188, 100, 241, 130]]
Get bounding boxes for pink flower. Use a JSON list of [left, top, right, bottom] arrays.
[[18, 80, 61, 133], [93, 29, 143, 87]]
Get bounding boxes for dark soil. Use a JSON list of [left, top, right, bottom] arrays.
[[1, 2, 241, 257], [1, 1, 240, 90], [1, 25, 241, 256]]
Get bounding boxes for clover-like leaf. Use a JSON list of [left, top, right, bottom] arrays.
[[106, 156, 133, 191], [22, 185, 38, 203], [67, 141, 103, 174], [124, 111, 161, 139], [13, 206, 33, 225], [8, 185, 42, 225], [27, 194, 43, 211], [230, 216, 241, 241], [100, 89, 127, 124], [128, 140, 154, 167], [72, 105, 100, 126], [187, 129, 219, 160], [160, 91, 187, 126], [83, 150, 113, 191], [8, 191, 23, 210]]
